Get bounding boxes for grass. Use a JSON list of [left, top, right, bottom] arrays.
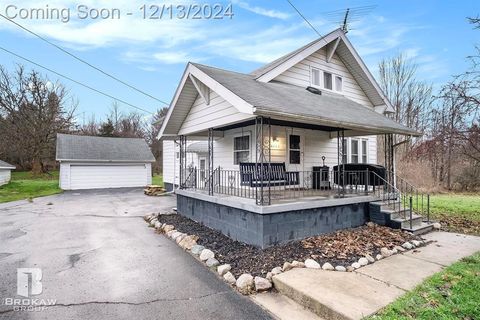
[[0, 171, 62, 203], [370, 252, 480, 320], [429, 194, 480, 222], [151, 174, 163, 186]]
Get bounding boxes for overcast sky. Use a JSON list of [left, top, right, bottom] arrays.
[[0, 0, 478, 123]]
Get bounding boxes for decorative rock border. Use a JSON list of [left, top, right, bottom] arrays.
[[143, 213, 429, 295]]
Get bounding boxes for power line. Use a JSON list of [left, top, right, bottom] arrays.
[[0, 45, 154, 115], [0, 13, 170, 106], [285, 0, 323, 37]]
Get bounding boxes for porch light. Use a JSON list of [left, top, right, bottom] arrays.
[[271, 137, 280, 149]]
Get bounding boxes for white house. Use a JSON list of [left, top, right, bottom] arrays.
[[56, 134, 155, 190], [0, 160, 15, 186], [159, 28, 431, 247]]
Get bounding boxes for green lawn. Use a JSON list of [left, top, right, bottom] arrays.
[[370, 252, 480, 320], [429, 194, 480, 221], [424, 194, 480, 235], [0, 171, 62, 203], [151, 174, 163, 186]]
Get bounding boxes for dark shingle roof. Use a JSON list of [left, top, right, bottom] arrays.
[[192, 63, 420, 136], [0, 160, 15, 169], [56, 134, 155, 162]]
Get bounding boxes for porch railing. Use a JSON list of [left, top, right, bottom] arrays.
[[181, 167, 386, 203]]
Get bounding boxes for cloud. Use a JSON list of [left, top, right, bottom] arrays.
[[232, 0, 291, 20], [153, 51, 198, 64]]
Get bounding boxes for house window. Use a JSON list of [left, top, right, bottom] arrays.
[[289, 135, 301, 164], [351, 139, 359, 163], [233, 135, 249, 165], [323, 72, 333, 90], [335, 76, 343, 92], [311, 68, 321, 86], [362, 140, 368, 163]]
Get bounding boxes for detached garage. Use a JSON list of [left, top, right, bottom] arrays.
[[0, 160, 15, 186], [56, 134, 155, 190]]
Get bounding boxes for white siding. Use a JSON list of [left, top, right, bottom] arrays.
[[178, 91, 253, 135], [0, 169, 11, 186], [272, 48, 374, 107], [211, 125, 377, 171], [162, 140, 206, 186], [59, 162, 152, 190]]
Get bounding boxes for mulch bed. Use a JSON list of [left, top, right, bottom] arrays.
[[156, 214, 422, 278]]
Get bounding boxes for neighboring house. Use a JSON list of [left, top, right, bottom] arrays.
[[159, 28, 431, 248], [163, 140, 208, 191], [56, 134, 155, 190], [0, 160, 15, 186]]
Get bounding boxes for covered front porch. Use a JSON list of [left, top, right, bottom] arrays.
[[177, 116, 396, 206]]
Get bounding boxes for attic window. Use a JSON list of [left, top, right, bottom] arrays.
[[323, 72, 333, 90], [311, 68, 321, 86], [335, 76, 343, 92]]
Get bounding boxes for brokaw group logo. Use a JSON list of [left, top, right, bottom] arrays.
[[3, 268, 57, 312]]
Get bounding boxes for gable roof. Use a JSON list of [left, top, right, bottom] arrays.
[[56, 134, 155, 162], [251, 28, 394, 113], [191, 63, 419, 136], [0, 160, 15, 169]]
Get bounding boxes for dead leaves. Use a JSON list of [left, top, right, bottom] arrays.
[[301, 224, 418, 259], [437, 214, 480, 236]]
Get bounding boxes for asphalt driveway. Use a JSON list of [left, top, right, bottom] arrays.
[[0, 189, 271, 320]]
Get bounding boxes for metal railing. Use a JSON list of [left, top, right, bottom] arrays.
[[181, 167, 385, 203]]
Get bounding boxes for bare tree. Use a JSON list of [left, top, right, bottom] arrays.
[[0, 65, 76, 172]]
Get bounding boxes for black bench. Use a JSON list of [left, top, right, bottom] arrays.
[[239, 162, 299, 187]]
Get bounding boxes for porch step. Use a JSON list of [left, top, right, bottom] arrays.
[[402, 221, 434, 235], [391, 214, 424, 229]]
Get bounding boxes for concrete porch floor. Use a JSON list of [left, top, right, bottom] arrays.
[[270, 232, 480, 320]]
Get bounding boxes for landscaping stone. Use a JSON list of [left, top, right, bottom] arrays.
[[271, 267, 283, 275], [171, 231, 183, 240], [282, 262, 293, 272], [412, 240, 421, 247], [154, 221, 162, 229], [191, 245, 205, 255], [346, 266, 354, 272], [380, 247, 393, 257], [335, 266, 346, 272], [321, 262, 334, 271], [305, 259, 320, 269], [236, 274, 254, 295], [366, 222, 375, 227], [365, 254, 375, 263], [358, 258, 369, 266], [223, 272, 236, 285], [394, 245, 406, 252], [206, 258, 219, 268], [199, 249, 215, 261], [149, 219, 158, 227], [266, 272, 273, 281], [217, 264, 231, 276], [175, 234, 187, 243], [254, 276, 272, 292], [392, 248, 398, 254], [143, 215, 151, 222], [291, 260, 305, 268], [166, 230, 176, 238], [376, 254, 383, 260], [351, 262, 361, 269], [178, 235, 198, 250], [402, 242, 413, 250], [163, 224, 175, 233], [433, 222, 441, 229]]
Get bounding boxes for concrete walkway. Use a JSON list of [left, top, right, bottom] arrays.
[[272, 232, 480, 320]]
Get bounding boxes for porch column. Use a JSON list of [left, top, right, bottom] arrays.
[[255, 116, 271, 205], [208, 128, 214, 195], [179, 135, 186, 189], [336, 129, 346, 197], [384, 133, 394, 185]]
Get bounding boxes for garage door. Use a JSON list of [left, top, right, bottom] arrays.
[[69, 164, 148, 190]]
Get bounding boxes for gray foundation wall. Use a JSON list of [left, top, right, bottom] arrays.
[[177, 194, 368, 248]]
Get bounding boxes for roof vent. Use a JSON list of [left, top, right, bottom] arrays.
[[306, 86, 322, 95]]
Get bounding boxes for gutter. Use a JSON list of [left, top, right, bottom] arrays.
[[253, 107, 422, 137]]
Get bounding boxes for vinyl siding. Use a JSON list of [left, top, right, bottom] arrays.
[[272, 48, 374, 107], [0, 169, 11, 186], [178, 91, 254, 135]]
